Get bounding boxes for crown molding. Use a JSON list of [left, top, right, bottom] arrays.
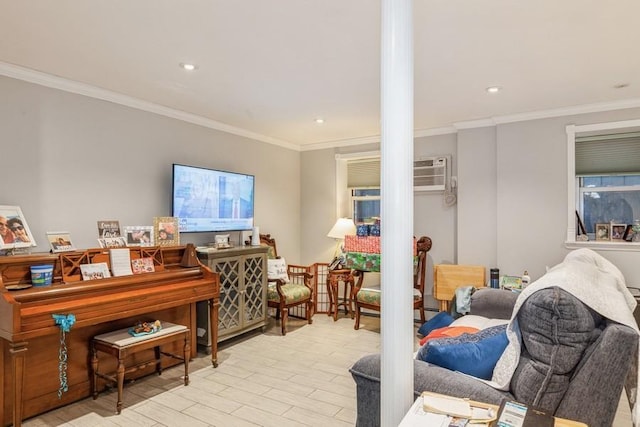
[[0, 61, 300, 151], [3, 61, 640, 152]]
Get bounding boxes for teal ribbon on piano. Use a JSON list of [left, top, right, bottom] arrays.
[[52, 313, 76, 398]]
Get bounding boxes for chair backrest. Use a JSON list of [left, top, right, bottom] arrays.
[[414, 236, 433, 294], [245, 233, 278, 259], [433, 264, 486, 311]]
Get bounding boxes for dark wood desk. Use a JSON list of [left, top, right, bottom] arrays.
[[326, 269, 355, 321]]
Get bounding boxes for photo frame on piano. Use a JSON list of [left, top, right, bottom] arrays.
[[0, 205, 36, 250]]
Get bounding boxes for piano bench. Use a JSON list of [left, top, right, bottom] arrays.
[[90, 322, 190, 415]]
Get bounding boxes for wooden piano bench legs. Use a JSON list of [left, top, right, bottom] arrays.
[[90, 322, 190, 415]]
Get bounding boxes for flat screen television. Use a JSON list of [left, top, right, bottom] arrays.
[[172, 164, 255, 232]]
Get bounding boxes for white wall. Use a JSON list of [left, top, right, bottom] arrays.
[[0, 76, 303, 261]]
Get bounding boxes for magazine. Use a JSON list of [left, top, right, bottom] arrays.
[[131, 257, 155, 274], [80, 262, 111, 280]]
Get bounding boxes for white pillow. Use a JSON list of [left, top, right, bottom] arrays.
[[267, 258, 290, 283], [450, 314, 509, 330]]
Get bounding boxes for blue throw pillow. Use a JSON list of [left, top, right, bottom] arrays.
[[417, 311, 454, 336], [416, 324, 508, 380]]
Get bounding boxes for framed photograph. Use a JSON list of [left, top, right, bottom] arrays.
[[123, 225, 154, 247], [154, 217, 180, 246], [0, 205, 36, 250], [611, 224, 627, 241], [595, 223, 611, 241], [97, 220, 121, 238], [623, 224, 634, 242], [46, 231, 76, 253]]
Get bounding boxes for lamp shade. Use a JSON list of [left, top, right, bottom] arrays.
[[327, 218, 356, 239]]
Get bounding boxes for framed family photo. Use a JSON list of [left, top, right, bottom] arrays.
[[595, 223, 611, 241], [154, 217, 180, 246], [123, 225, 154, 247], [611, 223, 627, 241], [46, 231, 75, 253], [0, 205, 36, 250]]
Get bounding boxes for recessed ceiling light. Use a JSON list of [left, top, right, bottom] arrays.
[[179, 63, 198, 71], [315, 118, 325, 124], [486, 86, 502, 94]]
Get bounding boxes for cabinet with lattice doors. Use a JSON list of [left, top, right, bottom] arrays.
[[197, 245, 268, 352]]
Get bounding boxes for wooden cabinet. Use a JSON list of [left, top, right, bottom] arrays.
[[197, 246, 268, 350]]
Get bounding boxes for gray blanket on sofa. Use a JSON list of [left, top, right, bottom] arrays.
[[487, 248, 640, 426]]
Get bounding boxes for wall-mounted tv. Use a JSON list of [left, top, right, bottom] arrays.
[[172, 164, 255, 233]]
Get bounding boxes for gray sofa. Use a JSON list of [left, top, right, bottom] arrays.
[[350, 287, 638, 427]]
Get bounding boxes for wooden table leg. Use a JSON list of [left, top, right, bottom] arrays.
[[116, 355, 125, 414]]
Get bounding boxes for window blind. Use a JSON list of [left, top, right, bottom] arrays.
[[347, 158, 380, 188], [576, 132, 640, 175]]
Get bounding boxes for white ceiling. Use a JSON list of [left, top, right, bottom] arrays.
[[2, 1, 640, 150]]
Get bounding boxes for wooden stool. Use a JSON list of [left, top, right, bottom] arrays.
[[90, 322, 190, 414]]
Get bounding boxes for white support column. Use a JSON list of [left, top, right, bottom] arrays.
[[380, 0, 414, 426]]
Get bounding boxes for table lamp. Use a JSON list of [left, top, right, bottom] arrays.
[[327, 218, 356, 264]]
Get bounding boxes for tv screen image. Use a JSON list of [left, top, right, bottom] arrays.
[[172, 164, 255, 232]]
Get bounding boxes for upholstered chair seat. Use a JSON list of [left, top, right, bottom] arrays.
[[267, 282, 312, 305], [353, 236, 432, 330]]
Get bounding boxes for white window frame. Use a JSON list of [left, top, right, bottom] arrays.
[[350, 188, 381, 223], [335, 151, 380, 219], [566, 119, 640, 250]]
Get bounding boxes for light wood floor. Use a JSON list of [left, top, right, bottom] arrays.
[[22, 313, 632, 426]]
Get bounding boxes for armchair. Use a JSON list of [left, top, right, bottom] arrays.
[[350, 286, 638, 427], [253, 234, 314, 335], [353, 236, 432, 330]]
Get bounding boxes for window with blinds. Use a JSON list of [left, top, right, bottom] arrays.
[[346, 157, 381, 223], [576, 131, 640, 235]]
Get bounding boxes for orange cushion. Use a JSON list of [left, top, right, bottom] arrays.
[[419, 326, 480, 346]]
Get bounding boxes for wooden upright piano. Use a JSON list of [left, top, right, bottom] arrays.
[[0, 244, 219, 427]]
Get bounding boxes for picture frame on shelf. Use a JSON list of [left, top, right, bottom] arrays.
[[595, 223, 610, 241], [46, 231, 75, 253], [123, 225, 154, 247], [97, 220, 121, 238], [0, 205, 36, 250], [611, 224, 627, 241], [154, 217, 180, 246], [622, 224, 634, 242]]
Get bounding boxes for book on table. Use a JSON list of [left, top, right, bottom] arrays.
[[421, 392, 496, 423]]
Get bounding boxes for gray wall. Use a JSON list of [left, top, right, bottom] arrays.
[[301, 109, 640, 289], [0, 76, 303, 261], [3, 74, 639, 287]]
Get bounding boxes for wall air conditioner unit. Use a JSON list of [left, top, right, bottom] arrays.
[[414, 156, 447, 192]]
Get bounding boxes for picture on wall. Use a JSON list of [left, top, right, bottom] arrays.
[[154, 217, 180, 246], [0, 205, 36, 250]]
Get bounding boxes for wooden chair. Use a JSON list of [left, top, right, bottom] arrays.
[[433, 264, 486, 312], [251, 234, 314, 335], [353, 236, 432, 330]]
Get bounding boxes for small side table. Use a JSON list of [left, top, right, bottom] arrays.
[[327, 268, 355, 321]]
